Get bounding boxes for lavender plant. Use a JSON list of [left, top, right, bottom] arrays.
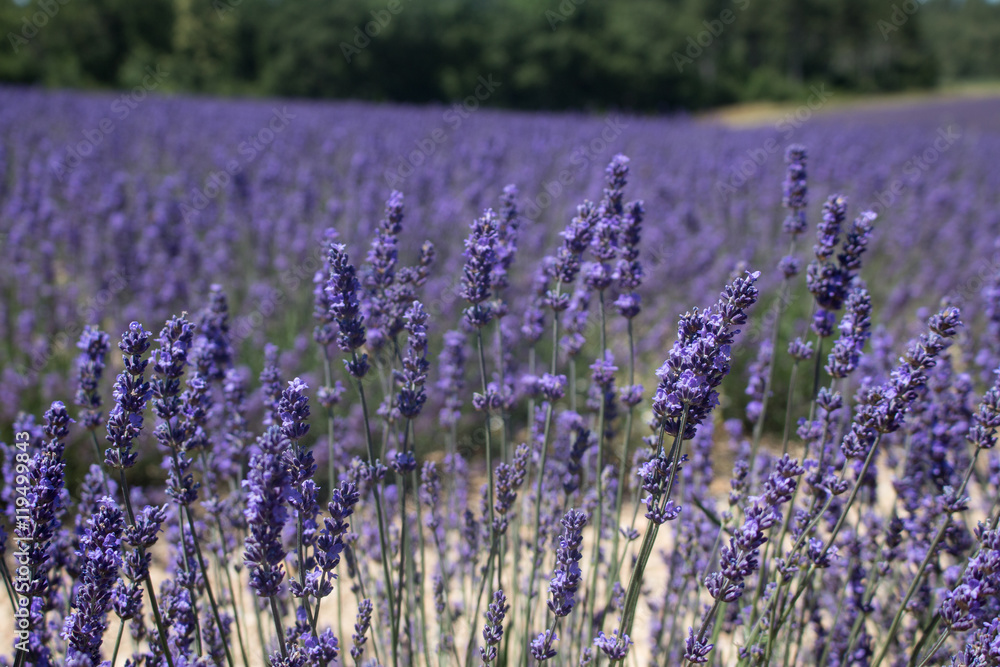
[[1, 140, 999, 667]]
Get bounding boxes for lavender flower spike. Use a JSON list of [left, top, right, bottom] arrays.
[[105, 322, 153, 469], [462, 208, 500, 329], [74, 326, 111, 432], [782, 144, 808, 236], [480, 589, 507, 665], [548, 508, 588, 617], [325, 243, 370, 378], [243, 426, 291, 598], [63, 497, 125, 666]]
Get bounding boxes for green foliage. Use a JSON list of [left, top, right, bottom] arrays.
[[0, 0, 996, 110]]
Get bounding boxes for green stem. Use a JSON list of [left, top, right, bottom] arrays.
[[322, 347, 336, 500], [110, 617, 126, 667], [608, 318, 636, 588], [475, 327, 496, 564], [871, 448, 983, 667], [614, 411, 688, 664], [269, 595, 288, 661], [213, 513, 253, 667], [748, 246, 796, 477], [353, 358, 399, 667], [411, 460, 433, 667], [914, 628, 951, 667], [521, 283, 563, 667], [585, 291, 608, 637], [0, 559, 17, 614], [744, 434, 881, 654], [117, 468, 176, 667], [184, 506, 237, 667]]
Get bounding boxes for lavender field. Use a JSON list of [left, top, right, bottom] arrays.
[[2, 86, 1000, 667]]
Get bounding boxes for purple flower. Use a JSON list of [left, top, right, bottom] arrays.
[[437, 328, 467, 429], [396, 300, 430, 419], [74, 326, 111, 432], [351, 599, 374, 662], [683, 626, 714, 664], [105, 322, 153, 469], [826, 287, 872, 379], [462, 209, 500, 328], [279, 377, 311, 442], [63, 497, 125, 666], [530, 629, 558, 662], [547, 508, 588, 617], [243, 426, 291, 597], [594, 630, 632, 660], [653, 270, 760, 439], [195, 284, 234, 380], [325, 244, 369, 377], [782, 145, 808, 236], [480, 589, 507, 664], [313, 227, 340, 348], [841, 307, 962, 459]]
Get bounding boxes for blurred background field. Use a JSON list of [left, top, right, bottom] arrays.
[[2, 0, 1000, 112]]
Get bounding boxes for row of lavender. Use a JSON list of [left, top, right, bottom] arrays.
[[3, 88, 1000, 427], [2, 114, 1000, 667]]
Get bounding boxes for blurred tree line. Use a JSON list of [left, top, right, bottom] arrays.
[[1, 0, 998, 111]]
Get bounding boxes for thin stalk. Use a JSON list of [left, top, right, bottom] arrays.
[[475, 326, 497, 574], [90, 430, 105, 468], [914, 628, 951, 667], [322, 348, 336, 500], [184, 506, 237, 667], [171, 471, 203, 658], [466, 537, 499, 667], [110, 617, 126, 667], [399, 460, 415, 662], [614, 411, 688, 664], [743, 434, 881, 653], [117, 468, 175, 667], [748, 246, 796, 475], [353, 356, 399, 667], [585, 291, 609, 637], [396, 427, 410, 635], [871, 449, 983, 667], [212, 512, 252, 667], [0, 559, 17, 613], [870, 517, 949, 667], [411, 462, 433, 667], [521, 283, 563, 667], [608, 318, 636, 587], [268, 595, 288, 661], [253, 588, 270, 663]]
